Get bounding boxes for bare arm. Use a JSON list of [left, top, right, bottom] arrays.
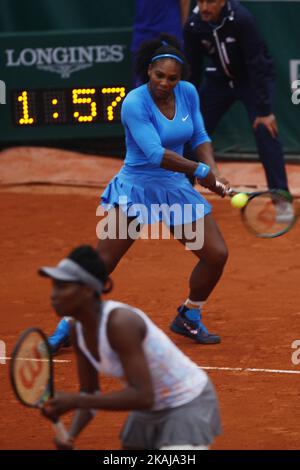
[[68, 322, 100, 440], [45, 310, 154, 416], [77, 309, 154, 411], [160, 148, 199, 176], [193, 142, 220, 176], [46, 321, 100, 449], [160, 147, 227, 194]]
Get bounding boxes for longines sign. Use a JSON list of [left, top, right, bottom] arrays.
[[5, 44, 126, 78]]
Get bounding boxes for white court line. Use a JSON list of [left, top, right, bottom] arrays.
[[1, 357, 299, 374], [200, 366, 300, 375], [0, 357, 71, 364]]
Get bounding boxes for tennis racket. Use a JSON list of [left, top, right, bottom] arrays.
[[10, 327, 70, 444], [216, 182, 297, 238]]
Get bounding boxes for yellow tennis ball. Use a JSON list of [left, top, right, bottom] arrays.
[[231, 193, 249, 209]]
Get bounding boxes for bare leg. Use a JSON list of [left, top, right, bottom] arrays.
[[49, 208, 138, 352], [172, 214, 228, 301], [188, 214, 228, 301], [170, 214, 228, 344], [96, 206, 140, 274]]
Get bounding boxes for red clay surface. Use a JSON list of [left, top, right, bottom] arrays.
[[1, 146, 300, 195], [1, 189, 300, 450], [1, 147, 300, 450]]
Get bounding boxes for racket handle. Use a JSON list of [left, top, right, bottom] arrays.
[[52, 420, 70, 443], [215, 181, 235, 196]]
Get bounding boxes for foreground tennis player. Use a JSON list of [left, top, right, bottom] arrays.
[[40, 245, 221, 450]]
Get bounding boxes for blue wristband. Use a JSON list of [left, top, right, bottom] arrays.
[[194, 163, 210, 179]]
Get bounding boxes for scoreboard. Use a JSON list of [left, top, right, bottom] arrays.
[[1, 8, 299, 154], [0, 28, 132, 142], [12, 86, 126, 126]]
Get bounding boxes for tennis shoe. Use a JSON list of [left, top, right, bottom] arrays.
[[170, 305, 221, 344], [275, 200, 294, 224]]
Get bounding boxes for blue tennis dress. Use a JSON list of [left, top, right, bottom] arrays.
[[101, 81, 212, 226]]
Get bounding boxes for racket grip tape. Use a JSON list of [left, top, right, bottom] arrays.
[[52, 420, 70, 443], [215, 181, 235, 196]]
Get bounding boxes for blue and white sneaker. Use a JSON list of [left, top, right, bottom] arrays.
[[48, 317, 71, 354], [170, 305, 221, 344]]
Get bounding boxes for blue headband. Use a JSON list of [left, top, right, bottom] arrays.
[[151, 53, 184, 64]]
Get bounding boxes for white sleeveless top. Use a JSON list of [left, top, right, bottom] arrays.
[[75, 300, 208, 411]]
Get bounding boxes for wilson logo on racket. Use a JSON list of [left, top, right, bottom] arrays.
[[19, 346, 43, 389]]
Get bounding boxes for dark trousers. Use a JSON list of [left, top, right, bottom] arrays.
[[198, 77, 289, 191]]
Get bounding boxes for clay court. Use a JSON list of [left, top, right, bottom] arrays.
[[1, 148, 300, 450]]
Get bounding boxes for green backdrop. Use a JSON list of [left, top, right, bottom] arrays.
[[0, 0, 134, 31], [0, 1, 299, 155]]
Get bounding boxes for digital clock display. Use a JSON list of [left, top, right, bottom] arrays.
[[12, 86, 127, 126]]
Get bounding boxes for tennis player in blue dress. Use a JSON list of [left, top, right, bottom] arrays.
[[49, 34, 229, 350]]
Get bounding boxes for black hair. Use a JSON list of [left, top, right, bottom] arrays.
[[67, 245, 108, 286], [135, 33, 190, 84]]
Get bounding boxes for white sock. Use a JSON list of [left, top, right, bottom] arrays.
[[184, 299, 205, 310]]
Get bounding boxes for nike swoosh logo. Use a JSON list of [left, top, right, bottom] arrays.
[[182, 114, 189, 122]]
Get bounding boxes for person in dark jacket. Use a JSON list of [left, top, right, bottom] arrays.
[[184, 0, 292, 215], [131, 0, 191, 87]]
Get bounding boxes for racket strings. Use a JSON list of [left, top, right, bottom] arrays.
[[12, 330, 52, 407], [243, 193, 295, 237]]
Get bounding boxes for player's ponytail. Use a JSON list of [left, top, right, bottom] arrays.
[[135, 33, 189, 84]]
